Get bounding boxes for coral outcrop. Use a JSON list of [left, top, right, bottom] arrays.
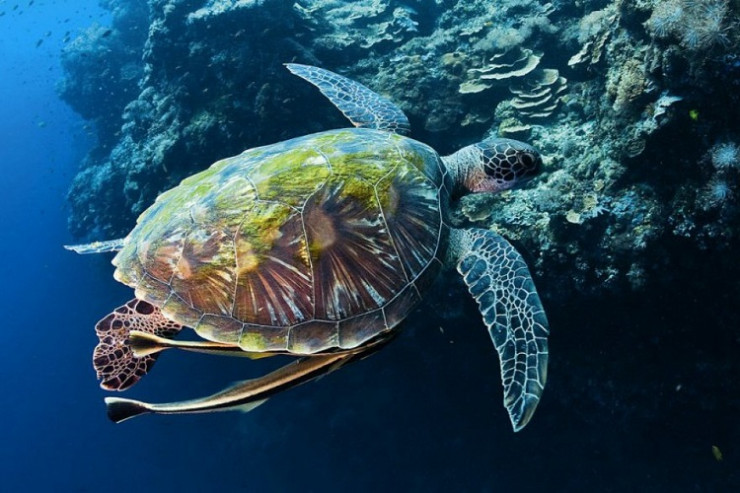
[[61, 0, 740, 300]]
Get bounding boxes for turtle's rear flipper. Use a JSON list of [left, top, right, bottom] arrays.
[[452, 228, 550, 432], [93, 299, 183, 391], [64, 238, 125, 254]]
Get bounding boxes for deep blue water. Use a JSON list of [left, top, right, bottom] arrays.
[[2, 2, 738, 492]]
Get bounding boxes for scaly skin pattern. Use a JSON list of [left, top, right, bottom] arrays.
[[113, 128, 448, 354]]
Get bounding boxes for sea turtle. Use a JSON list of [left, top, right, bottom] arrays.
[[67, 64, 549, 431]]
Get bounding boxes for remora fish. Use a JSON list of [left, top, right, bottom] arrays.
[[105, 335, 389, 423]]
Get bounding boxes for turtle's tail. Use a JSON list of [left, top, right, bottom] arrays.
[[105, 397, 152, 423]]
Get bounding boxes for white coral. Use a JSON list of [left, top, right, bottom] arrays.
[[711, 142, 740, 170]]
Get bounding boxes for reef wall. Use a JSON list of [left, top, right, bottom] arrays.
[[61, 0, 740, 298]]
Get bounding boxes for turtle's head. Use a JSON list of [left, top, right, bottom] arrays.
[[445, 137, 542, 198]]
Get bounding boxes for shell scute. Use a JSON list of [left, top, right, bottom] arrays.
[[248, 146, 331, 205], [161, 294, 202, 328], [287, 321, 339, 353], [376, 166, 442, 280], [337, 310, 386, 349], [171, 227, 235, 316], [233, 208, 312, 326], [196, 314, 242, 345], [304, 179, 407, 320], [240, 324, 289, 352]]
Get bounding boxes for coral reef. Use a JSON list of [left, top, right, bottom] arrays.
[[60, 0, 740, 300]]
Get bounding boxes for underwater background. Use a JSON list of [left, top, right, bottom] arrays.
[[1, 0, 738, 491]]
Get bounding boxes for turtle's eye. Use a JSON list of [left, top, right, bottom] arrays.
[[520, 152, 540, 172]]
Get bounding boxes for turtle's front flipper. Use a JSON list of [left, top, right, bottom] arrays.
[[93, 299, 183, 391], [285, 63, 410, 134], [450, 228, 549, 431], [104, 334, 393, 423], [64, 238, 125, 254]]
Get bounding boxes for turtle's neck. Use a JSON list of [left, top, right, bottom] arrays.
[[442, 145, 479, 200]]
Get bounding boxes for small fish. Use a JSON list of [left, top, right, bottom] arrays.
[[712, 445, 723, 462], [35, 38, 43, 47], [101, 28, 112, 38]]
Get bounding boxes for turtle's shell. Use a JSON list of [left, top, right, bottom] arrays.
[[113, 128, 448, 354]]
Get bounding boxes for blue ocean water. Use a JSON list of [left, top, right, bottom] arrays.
[[2, 1, 738, 492]]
